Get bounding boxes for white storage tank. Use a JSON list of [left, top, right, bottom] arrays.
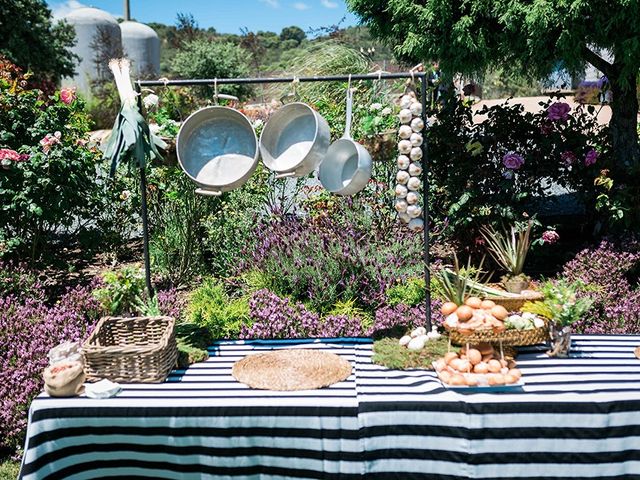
[[120, 21, 160, 78], [62, 7, 122, 97]]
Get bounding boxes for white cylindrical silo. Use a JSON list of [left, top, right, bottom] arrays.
[[62, 7, 122, 97], [120, 21, 160, 78]]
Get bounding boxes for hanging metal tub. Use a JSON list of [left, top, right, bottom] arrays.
[[176, 106, 259, 196]]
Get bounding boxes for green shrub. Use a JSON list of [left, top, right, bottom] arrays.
[[385, 277, 426, 307], [148, 166, 217, 287], [171, 40, 252, 100], [93, 266, 146, 316], [186, 278, 250, 339]]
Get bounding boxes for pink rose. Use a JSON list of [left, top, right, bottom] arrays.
[[561, 151, 577, 166], [547, 102, 571, 121], [40, 131, 62, 153], [0, 148, 26, 169], [503, 152, 525, 170], [541, 230, 560, 244], [60, 87, 76, 105], [584, 148, 598, 166]]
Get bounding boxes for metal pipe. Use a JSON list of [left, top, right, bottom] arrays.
[[137, 71, 427, 88], [123, 0, 130, 21], [134, 82, 154, 299], [420, 77, 432, 331]]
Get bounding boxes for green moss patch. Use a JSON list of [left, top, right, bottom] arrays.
[[371, 336, 457, 370]]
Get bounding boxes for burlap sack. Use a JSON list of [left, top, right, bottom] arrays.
[[43, 361, 85, 397]]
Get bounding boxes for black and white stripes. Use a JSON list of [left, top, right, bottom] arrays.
[[19, 335, 640, 479]]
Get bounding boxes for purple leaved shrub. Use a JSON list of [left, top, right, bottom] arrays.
[[0, 285, 103, 453], [564, 239, 640, 334], [239, 289, 366, 339], [244, 214, 423, 312], [367, 299, 444, 337], [156, 288, 185, 320]]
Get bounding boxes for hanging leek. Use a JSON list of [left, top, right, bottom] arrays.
[[103, 58, 166, 177]]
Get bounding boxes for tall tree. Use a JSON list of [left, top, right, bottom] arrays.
[[0, 0, 76, 81], [346, 0, 640, 168]]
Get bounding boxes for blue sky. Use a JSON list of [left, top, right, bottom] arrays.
[[47, 0, 359, 34]]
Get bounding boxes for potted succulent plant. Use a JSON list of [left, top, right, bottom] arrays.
[[521, 280, 593, 357], [481, 221, 533, 293]]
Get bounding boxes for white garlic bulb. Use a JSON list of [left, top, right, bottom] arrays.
[[407, 204, 422, 218], [411, 117, 425, 132], [397, 155, 410, 170], [408, 217, 424, 232], [409, 101, 422, 116], [411, 326, 427, 337], [395, 199, 408, 213], [398, 125, 413, 139], [407, 176, 421, 191], [399, 335, 412, 346], [406, 191, 420, 205], [407, 336, 425, 351], [400, 95, 413, 109], [396, 170, 410, 184], [410, 147, 423, 161], [398, 212, 411, 224], [410, 132, 423, 147], [395, 184, 408, 198], [408, 162, 422, 176], [399, 109, 412, 124], [398, 140, 412, 154]]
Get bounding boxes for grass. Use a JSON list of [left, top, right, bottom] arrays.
[[0, 459, 20, 480], [372, 336, 457, 370]]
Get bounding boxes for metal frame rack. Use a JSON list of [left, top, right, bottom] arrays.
[[136, 71, 433, 328]]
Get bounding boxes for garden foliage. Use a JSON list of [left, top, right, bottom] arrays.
[[427, 95, 608, 241], [0, 59, 105, 257], [563, 239, 640, 334]]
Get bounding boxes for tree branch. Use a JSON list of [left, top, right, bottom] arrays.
[[582, 46, 613, 77]]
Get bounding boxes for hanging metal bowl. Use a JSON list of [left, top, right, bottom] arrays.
[[319, 87, 372, 196], [259, 102, 330, 178], [176, 106, 259, 196]]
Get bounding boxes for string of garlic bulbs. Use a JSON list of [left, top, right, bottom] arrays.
[[395, 91, 424, 233]]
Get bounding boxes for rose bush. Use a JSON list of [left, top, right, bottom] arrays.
[[427, 93, 610, 243], [0, 58, 105, 258]]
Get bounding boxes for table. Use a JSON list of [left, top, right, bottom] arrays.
[[19, 335, 640, 479]]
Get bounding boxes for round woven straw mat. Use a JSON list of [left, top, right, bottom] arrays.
[[232, 349, 352, 391]]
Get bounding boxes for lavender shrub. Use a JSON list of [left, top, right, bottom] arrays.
[[239, 289, 366, 339], [245, 214, 422, 312], [0, 285, 102, 453], [564, 239, 640, 334]]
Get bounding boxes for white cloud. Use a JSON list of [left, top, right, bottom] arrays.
[[260, 0, 280, 7], [292, 2, 310, 10], [50, 0, 121, 20], [50, 0, 86, 20], [320, 0, 338, 8]]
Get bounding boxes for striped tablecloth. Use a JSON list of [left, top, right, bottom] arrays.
[[19, 335, 640, 479]]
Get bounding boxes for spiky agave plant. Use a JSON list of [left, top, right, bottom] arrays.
[[436, 255, 487, 306], [103, 58, 166, 176], [480, 220, 533, 280]]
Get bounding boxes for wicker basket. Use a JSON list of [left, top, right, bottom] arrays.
[[449, 323, 549, 348], [490, 292, 544, 312], [82, 316, 178, 383]]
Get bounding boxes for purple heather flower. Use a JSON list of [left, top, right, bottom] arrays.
[[584, 148, 599, 166], [547, 101, 571, 121], [541, 230, 560, 244], [561, 151, 578, 166], [503, 152, 525, 170]]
